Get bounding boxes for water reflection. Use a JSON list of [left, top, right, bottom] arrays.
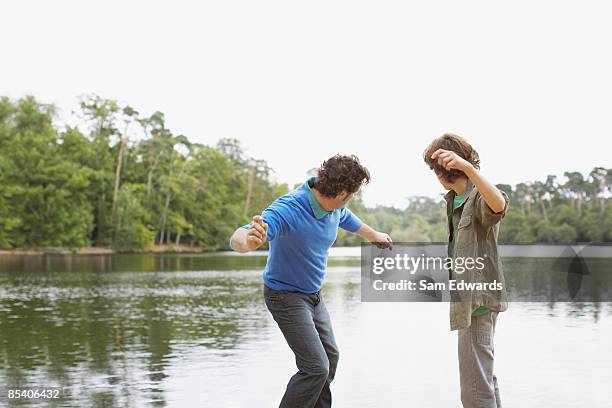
[[0, 253, 610, 407]]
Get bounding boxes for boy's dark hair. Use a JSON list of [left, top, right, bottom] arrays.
[[423, 133, 480, 182], [313, 154, 370, 198]]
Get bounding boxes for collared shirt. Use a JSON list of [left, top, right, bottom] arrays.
[[236, 178, 363, 293], [304, 177, 332, 219], [445, 179, 510, 331]]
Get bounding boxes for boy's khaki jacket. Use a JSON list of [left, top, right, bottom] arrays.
[[445, 179, 510, 331]]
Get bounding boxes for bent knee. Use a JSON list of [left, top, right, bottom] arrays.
[[305, 359, 330, 379]]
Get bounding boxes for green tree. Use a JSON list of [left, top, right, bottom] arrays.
[[0, 97, 93, 247]]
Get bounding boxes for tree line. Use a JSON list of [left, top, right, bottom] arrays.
[[0, 95, 288, 250], [1, 95, 610, 251]]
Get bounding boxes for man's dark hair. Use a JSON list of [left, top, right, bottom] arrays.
[[423, 133, 480, 182], [313, 154, 370, 198]]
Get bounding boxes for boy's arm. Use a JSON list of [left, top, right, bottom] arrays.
[[463, 167, 506, 214], [431, 149, 506, 213]]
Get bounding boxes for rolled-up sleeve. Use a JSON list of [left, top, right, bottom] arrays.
[[339, 208, 363, 233], [475, 189, 509, 227]]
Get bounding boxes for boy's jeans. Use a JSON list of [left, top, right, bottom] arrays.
[[264, 284, 339, 408], [458, 311, 502, 408]]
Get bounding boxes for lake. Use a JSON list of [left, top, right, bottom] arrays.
[[0, 247, 610, 407]]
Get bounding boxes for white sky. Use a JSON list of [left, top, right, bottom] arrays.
[[2, 1, 611, 208]]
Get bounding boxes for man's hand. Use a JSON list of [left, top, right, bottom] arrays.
[[431, 149, 473, 173], [356, 223, 393, 249], [246, 215, 268, 251], [370, 230, 393, 249], [230, 215, 268, 253]]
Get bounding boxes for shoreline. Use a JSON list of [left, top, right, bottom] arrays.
[[0, 243, 610, 257], [0, 244, 205, 256]]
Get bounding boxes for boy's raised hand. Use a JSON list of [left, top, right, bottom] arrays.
[[247, 215, 268, 251], [431, 149, 472, 173]]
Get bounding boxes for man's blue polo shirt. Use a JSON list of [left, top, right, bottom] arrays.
[[235, 177, 363, 293]]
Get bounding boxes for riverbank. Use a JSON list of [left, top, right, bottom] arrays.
[[0, 244, 204, 256], [1, 243, 610, 258]]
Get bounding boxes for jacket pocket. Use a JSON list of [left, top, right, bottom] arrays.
[[455, 212, 476, 255], [457, 213, 472, 230]]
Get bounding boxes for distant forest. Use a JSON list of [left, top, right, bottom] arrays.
[[1, 96, 611, 251]]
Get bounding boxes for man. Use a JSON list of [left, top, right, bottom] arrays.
[[423, 133, 509, 408], [229, 154, 392, 408]]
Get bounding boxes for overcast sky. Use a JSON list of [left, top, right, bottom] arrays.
[[2, 1, 611, 208]]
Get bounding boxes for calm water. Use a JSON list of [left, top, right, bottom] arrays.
[[0, 248, 610, 407]]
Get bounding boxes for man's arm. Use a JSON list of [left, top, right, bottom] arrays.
[[356, 223, 393, 249], [230, 215, 268, 253], [339, 207, 393, 248]]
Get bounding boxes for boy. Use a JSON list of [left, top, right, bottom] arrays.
[[423, 133, 509, 408]]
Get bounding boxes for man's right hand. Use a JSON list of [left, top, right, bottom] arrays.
[[246, 215, 268, 251]]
